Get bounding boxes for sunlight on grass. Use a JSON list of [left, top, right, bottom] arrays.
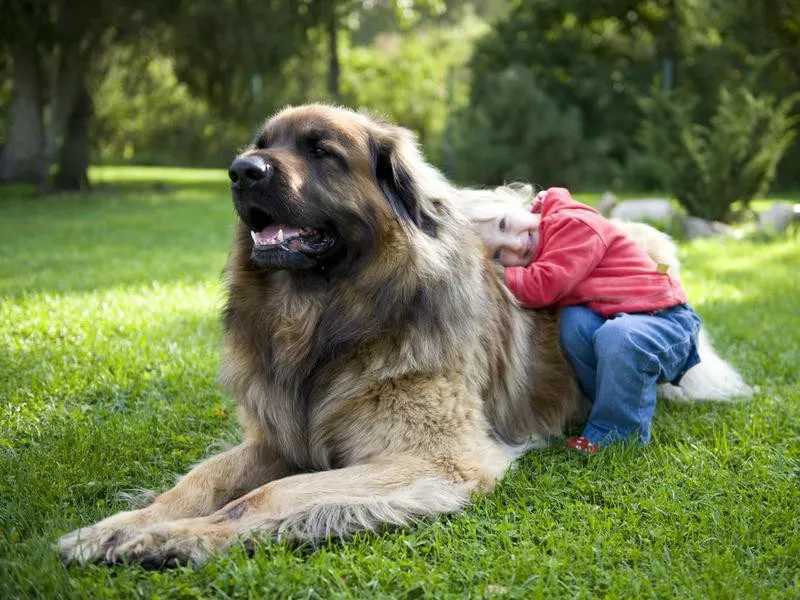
[[1, 168, 798, 598], [2, 280, 224, 440], [89, 165, 229, 184]]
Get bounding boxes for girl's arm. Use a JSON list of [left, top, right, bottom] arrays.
[[504, 218, 606, 308]]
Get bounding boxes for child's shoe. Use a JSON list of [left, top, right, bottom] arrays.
[[567, 436, 598, 454]]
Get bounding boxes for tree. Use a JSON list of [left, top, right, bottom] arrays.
[[47, 0, 182, 189], [711, 0, 800, 188], [167, 0, 451, 127], [166, 1, 321, 128], [0, 0, 51, 184], [0, 0, 181, 190], [464, 0, 680, 185]]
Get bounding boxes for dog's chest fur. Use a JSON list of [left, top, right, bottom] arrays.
[[221, 260, 499, 469]]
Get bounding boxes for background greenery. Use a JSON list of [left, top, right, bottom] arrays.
[[1, 168, 798, 597], [2, 0, 799, 219]]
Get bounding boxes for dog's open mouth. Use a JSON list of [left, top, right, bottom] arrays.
[[236, 203, 341, 271], [250, 224, 337, 256]]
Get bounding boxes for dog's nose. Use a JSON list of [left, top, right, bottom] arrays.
[[229, 155, 271, 187]]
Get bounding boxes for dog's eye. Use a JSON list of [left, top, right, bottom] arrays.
[[309, 146, 328, 159]]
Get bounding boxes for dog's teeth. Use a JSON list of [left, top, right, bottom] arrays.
[[276, 229, 284, 243], [250, 231, 257, 243]]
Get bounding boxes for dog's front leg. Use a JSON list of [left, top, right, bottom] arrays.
[[58, 439, 290, 565], [101, 454, 497, 568]]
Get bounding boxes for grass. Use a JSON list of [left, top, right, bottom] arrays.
[[1, 167, 798, 598]]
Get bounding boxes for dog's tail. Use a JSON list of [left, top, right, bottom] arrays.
[[659, 328, 753, 402], [610, 220, 752, 402]]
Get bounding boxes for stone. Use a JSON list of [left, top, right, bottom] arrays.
[[758, 202, 800, 235], [596, 192, 618, 217], [610, 198, 677, 223], [683, 216, 735, 240]]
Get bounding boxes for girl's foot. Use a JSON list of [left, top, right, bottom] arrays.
[[567, 436, 598, 454]]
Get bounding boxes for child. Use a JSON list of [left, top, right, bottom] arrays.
[[470, 187, 701, 453]]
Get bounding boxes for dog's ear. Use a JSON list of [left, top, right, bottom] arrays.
[[370, 131, 438, 237]]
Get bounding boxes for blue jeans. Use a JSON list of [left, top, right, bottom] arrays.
[[559, 304, 701, 446]]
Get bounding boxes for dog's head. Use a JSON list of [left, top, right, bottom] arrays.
[[229, 104, 442, 274]]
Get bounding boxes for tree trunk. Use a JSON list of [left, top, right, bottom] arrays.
[[0, 40, 46, 184], [326, 4, 340, 101], [53, 75, 92, 190], [46, 41, 83, 170], [47, 2, 96, 190]]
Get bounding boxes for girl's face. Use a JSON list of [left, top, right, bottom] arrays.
[[471, 204, 541, 267]]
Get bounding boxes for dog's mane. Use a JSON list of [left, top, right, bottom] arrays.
[[221, 111, 578, 464]]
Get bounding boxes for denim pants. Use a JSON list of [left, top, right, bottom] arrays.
[[559, 304, 702, 446]]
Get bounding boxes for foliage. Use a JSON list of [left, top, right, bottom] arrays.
[[3, 0, 799, 192], [0, 0, 186, 188], [465, 0, 800, 190], [1, 168, 799, 597], [92, 46, 244, 167], [340, 12, 487, 165], [89, 7, 489, 169], [635, 81, 799, 221], [467, 0, 671, 182], [450, 65, 612, 187], [167, 1, 317, 121], [713, 0, 800, 188], [676, 89, 798, 220], [163, 0, 461, 121]]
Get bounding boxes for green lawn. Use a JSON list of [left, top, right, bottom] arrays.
[[1, 167, 798, 598]]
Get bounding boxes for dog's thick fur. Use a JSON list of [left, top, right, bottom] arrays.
[[58, 105, 749, 567]]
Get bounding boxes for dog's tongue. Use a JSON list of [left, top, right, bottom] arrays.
[[251, 224, 302, 246]]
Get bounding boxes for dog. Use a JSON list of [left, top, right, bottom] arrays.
[[58, 105, 750, 567]]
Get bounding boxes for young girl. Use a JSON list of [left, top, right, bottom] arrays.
[[468, 187, 701, 453]]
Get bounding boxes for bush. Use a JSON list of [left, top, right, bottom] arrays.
[[339, 13, 487, 167], [677, 88, 798, 220], [633, 83, 799, 222], [92, 47, 247, 167], [450, 66, 614, 188]]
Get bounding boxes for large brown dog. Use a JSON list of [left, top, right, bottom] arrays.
[[58, 104, 747, 567], [58, 104, 580, 566]]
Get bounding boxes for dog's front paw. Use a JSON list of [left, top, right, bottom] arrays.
[[58, 523, 135, 565], [104, 520, 231, 569], [57, 506, 168, 565]]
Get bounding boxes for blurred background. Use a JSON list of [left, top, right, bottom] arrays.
[[1, 0, 798, 221]]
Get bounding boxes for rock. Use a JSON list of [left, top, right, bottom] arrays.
[[596, 192, 618, 216], [758, 202, 800, 235], [683, 216, 735, 240], [610, 198, 676, 223]]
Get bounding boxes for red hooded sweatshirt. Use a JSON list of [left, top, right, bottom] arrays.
[[504, 188, 687, 317]]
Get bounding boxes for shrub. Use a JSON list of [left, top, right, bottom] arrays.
[[633, 83, 798, 222], [92, 47, 246, 167], [676, 88, 798, 220], [450, 66, 614, 188], [339, 14, 487, 167]]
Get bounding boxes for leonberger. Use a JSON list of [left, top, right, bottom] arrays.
[[58, 104, 749, 567]]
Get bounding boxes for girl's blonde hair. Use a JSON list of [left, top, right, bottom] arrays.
[[459, 183, 538, 223]]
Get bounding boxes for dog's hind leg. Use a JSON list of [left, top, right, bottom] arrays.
[[58, 439, 291, 565], [99, 452, 504, 568]]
